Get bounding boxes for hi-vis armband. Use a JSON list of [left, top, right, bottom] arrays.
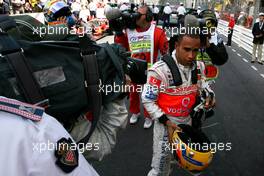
[[0, 97, 44, 121]]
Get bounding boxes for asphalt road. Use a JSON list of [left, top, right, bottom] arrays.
[[91, 36, 264, 176]]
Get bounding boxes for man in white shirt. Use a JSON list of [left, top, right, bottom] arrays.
[[177, 2, 186, 27], [88, 0, 97, 19], [0, 96, 99, 176], [162, 2, 172, 29], [153, 5, 159, 25], [197, 6, 201, 15], [119, 0, 129, 12], [71, 0, 81, 18]]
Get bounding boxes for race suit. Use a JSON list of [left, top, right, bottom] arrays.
[[142, 50, 214, 176], [115, 25, 168, 118]]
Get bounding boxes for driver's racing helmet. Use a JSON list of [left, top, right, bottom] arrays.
[[172, 124, 214, 173]]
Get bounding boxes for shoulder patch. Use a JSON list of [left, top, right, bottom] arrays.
[[0, 97, 44, 121], [55, 137, 79, 173]]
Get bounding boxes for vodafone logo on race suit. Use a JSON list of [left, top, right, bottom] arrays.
[[167, 97, 191, 115]]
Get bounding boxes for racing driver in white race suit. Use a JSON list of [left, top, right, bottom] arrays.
[[142, 31, 216, 175]]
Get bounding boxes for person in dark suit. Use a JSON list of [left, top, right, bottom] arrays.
[[251, 13, 264, 64]]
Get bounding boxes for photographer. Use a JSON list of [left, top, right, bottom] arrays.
[[162, 2, 172, 29], [113, 5, 169, 129], [169, 10, 228, 67], [198, 10, 228, 66]]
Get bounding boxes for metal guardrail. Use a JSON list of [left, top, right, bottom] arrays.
[[218, 20, 264, 58]]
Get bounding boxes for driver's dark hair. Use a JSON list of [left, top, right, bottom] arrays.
[[169, 28, 200, 54], [177, 27, 201, 43]]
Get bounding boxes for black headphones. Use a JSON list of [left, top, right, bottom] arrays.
[[145, 6, 153, 22]]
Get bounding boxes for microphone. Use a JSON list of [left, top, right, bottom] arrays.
[[105, 8, 122, 21]]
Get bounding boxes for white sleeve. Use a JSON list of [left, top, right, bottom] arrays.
[[176, 7, 180, 13], [141, 70, 165, 120], [169, 7, 172, 14], [84, 98, 128, 161], [0, 111, 99, 176], [30, 113, 99, 176]]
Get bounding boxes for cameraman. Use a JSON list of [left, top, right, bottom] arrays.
[[114, 5, 168, 129], [198, 10, 228, 66], [169, 10, 228, 67]]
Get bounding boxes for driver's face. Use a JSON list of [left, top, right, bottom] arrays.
[[176, 36, 201, 66]]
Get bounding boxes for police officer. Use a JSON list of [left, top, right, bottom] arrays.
[[0, 96, 99, 176]]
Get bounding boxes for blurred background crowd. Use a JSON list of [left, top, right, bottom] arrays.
[[0, 0, 263, 30]]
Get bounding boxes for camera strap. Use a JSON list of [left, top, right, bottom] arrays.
[[0, 19, 47, 106], [78, 35, 102, 144]]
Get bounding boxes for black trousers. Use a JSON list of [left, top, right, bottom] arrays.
[[162, 14, 170, 29], [227, 29, 233, 46], [153, 14, 159, 25]]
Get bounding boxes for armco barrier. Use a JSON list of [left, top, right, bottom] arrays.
[[218, 20, 264, 59]]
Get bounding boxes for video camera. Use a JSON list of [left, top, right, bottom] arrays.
[[169, 10, 218, 53], [105, 8, 139, 32], [197, 10, 218, 47]]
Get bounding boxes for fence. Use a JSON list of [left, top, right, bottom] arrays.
[[217, 20, 264, 58]]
